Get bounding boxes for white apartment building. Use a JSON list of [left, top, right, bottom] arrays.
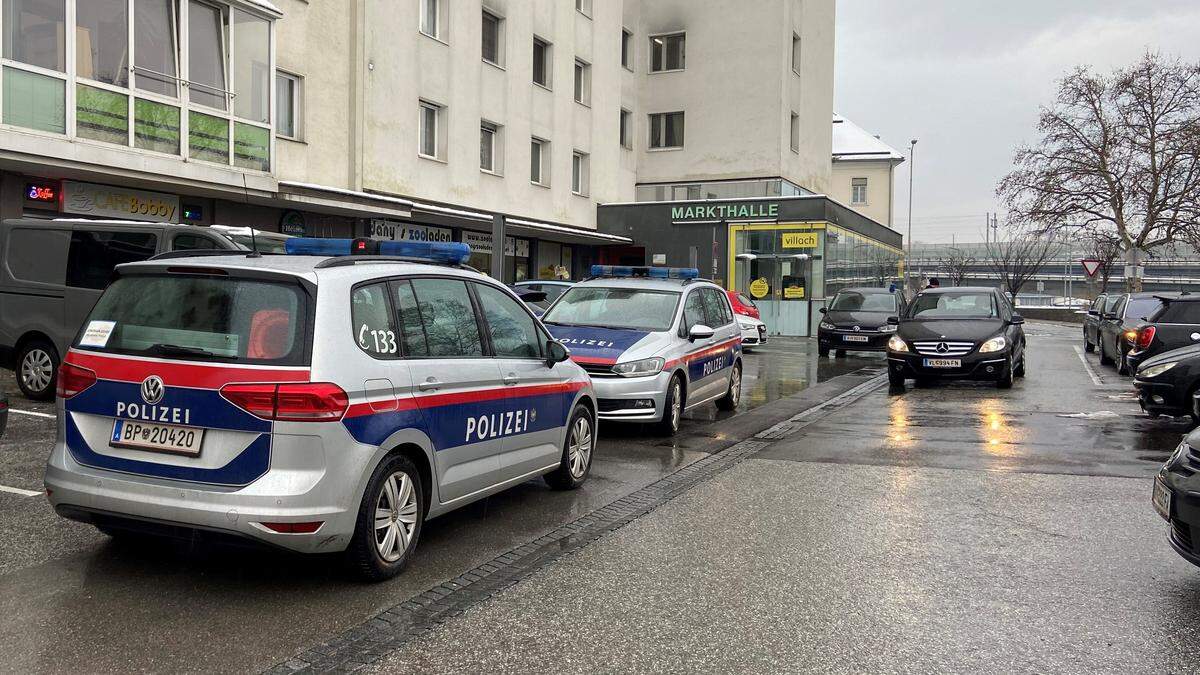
[[0, 0, 860, 284]]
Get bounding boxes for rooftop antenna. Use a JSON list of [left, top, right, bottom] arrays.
[[240, 173, 262, 258]]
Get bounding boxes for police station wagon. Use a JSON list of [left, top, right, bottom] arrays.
[[540, 266, 743, 435], [45, 238, 597, 581]]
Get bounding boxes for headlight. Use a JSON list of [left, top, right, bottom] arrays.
[[738, 319, 754, 329], [887, 335, 908, 352], [1139, 361, 1177, 378], [819, 321, 835, 330], [979, 336, 1007, 353], [611, 357, 665, 377], [880, 323, 898, 333]]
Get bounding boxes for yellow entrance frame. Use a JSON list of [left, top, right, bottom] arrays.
[[726, 221, 905, 292]]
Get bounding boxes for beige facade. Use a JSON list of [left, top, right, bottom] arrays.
[[830, 114, 904, 227]]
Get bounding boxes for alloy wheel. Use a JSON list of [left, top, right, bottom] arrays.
[[568, 415, 593, 479], [21, 349, 53, 393], [670, 381, 682, 430], [374, 471, 418, 563], [729, 366, 742, 406]]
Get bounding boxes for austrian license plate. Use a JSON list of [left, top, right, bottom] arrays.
[[923, 358, 961, 368], [842, 335, 869, 343], [111, 419, 204, 457], [1153, 478, 1172, 521]]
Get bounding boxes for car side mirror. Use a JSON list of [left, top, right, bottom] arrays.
[[886, 315, 900, 325], [546, 340, 570, 365], [818, 307, 827, 314], [688, 324, 715, 342], [1087, 309, 1098, 316], [1010, 314, 1025, 325]]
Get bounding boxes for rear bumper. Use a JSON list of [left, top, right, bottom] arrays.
[[887, 352, 1009, 381]]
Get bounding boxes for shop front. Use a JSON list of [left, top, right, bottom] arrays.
[[596, 195, 904, 337]]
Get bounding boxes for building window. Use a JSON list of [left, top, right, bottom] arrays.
[[621, 29, 632, 70], [571, 151, 588, 196], [276, 71, 301, 139], [481, 121, 502, 174], [851, 177, 868, 205], [790, 112, 799, 153], [649, 111, 684, 149], [77, 0, 129, 86], [419, 100, 442, 159], [573, 59, 590, 105], [792, 32, 801, 73], [530, 137, 548, 186], [420, 0, 441, 40], [649, 32, 684, 72], [188, 1, 227, 111], [532, 37, 550, 87], [481, 9, 503, 66], [575, 0, 590, 17], [620, 108, 632, 149]]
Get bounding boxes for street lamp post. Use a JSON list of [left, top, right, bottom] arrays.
[[906, 139, 918, 289]]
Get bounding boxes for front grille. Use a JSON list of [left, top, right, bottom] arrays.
[[580, 363, 618, 378], [1173, 519, 1194, 551], [912, 341, 975, 357], [834, 325, 882, 333]]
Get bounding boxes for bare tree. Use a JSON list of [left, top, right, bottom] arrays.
[[997, 53, 1200, 290], [1082, 231, 1122, 293], [985, 229, 1065, 300], [939, 247, 977, 286]]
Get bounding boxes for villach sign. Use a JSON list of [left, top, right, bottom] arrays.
[[670, 202, 779, 222]]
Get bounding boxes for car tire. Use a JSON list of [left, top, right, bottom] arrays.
[[888, 368, 905, 389], [16, 339, 58, 401], [715, 361, 742, 411], [835, 349, 846, 358], [1117, 351, 1130, 376], [1099, 341, 1114, 366], [997, 359, 1014, 389], [545, 405, 595, 490], [818, 345, 830, 357], [1084, 335, 1094, 353], [347, 454, 424, 582], [1014, 353, 1026, 378], [652, 375, 684, 436]]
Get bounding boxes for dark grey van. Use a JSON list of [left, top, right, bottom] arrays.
[[0, 218, 239, 399]]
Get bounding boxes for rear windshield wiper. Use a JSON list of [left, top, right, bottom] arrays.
[[147, 343, 221, 359]]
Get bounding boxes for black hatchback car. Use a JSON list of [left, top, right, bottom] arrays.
[[817, 287, 903, 356], [1132, 343, 1200, 420], [1127, 294, 1200, 375], [1154, 428, 1200, 568], [886, 287, 1026, 389], [1097, 293, 1174, 375]]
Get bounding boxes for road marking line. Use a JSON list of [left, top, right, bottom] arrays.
[[1073, 345, 1104, 387], [9, 408, 55, 419], [0, 484, 41, 497]]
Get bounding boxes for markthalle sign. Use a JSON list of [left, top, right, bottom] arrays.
[[670, 201, 780, 222]]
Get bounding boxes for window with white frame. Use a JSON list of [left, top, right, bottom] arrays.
[[481, 120, 502, 174], [419, 100, 442, 159], [791, 32, 801, 73], [649, 111, 684, 149], [851, 177, 868, 204], [619, 108, 632, 149], [621, 29, 632, 70], [481, 9, 503, 66], [649, 33, 684, 72], [420, 0, 445, 40], [530, 137, 548, 186], [276, 71, 301, 139], [532, 37, 550, 87], [1, 0, 276, 170], [573, 59, 590, 105], [790, 112, 799, 153], [571, 151, 588, 196]]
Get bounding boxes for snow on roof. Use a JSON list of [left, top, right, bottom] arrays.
[[832, 114, 905, 162], [243, 0, 281, 15]]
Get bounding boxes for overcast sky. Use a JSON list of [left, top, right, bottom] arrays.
[[834, 0, 1200, 244]]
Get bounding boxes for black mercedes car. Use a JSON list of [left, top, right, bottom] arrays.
[[1132, 343, 1200, 420], [1154, 427, 1200, 567], [817, 287, 903, 356], [886, 287, 1026, 389]]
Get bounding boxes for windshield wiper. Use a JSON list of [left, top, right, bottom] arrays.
[[147, 343, 220, 359]]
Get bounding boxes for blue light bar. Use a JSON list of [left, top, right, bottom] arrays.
[[590, 265, 699, 280], [285, 237, 472, 265]]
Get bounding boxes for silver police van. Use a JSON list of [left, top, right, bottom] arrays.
[[540, 266, 743, 435], [45, 238, 596, 581]]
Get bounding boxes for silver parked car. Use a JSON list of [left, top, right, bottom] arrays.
[[45, 238, 597, 581], [541, 266, 743, 435]]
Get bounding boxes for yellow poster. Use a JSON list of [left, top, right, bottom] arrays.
[[784, 286, 806, 299], [781, 232, 819, 249], [749, 277, 770, 299]]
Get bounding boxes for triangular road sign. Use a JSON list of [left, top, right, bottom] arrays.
[[1081, 259, 1102, 278]]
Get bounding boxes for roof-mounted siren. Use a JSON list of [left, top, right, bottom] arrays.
[[284, 238, 472, 265], [590, 265, 699, 280]]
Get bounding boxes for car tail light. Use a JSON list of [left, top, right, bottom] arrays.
[[220, 382, 349, 422], [56, 362, 97, 399], [1136, 326, 1157, 351]]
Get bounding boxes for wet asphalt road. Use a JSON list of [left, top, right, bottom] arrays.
[[0, 338, 871, 673]]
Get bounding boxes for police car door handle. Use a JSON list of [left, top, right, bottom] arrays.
[[418, 377, 441, 391], [502, 373, 520, 385]]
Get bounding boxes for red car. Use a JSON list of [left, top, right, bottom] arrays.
[[727, 290, 760, 319]]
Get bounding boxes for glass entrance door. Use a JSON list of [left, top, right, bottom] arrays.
[[733, 229, 815, 336]]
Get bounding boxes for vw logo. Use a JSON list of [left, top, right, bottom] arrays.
[[140, 376, 165, 405], [935, 342, 950, 354], [852, 325, 861, 332]]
